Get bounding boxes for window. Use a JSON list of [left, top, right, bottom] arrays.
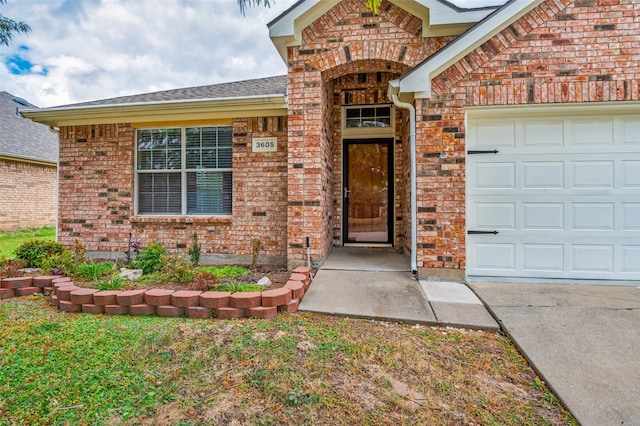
[[136, 126, 232, 215], [345, 106, 391, 128]]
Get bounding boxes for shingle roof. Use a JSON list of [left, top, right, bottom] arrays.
[[59, 75, 288, 108], [0, 91, 58, 164]]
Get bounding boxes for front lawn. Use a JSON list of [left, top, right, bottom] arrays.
[[0, 227, 56, 259], [0, 296, 577, 425]]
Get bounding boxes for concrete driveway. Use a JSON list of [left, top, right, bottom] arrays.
[[470, 282, 640, 426]]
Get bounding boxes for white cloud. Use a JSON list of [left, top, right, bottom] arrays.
[[0, 0, 505, 107]]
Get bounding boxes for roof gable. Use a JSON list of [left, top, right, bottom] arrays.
[[0, 91, 58, 164], [392, 0, 545, 99], [268, 0, 502, 61]]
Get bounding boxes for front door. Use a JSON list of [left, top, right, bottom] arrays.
[[343, 138, 394, 245]]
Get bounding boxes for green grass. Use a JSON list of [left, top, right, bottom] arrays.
[[0, 297, 578, 425], [197, 265, 251, 279], [0, 227, 56, 259]]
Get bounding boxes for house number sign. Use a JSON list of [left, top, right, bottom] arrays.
[[252, 137, 277, 153]]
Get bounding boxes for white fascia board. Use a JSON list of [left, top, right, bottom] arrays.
[[20, 94, 288, 127], [269, 0, 340, 62], [418, 0, 501, 25], [399, 0, 543, 98]]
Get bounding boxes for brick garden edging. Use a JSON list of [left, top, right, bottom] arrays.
[[0, 267, 313, 320]]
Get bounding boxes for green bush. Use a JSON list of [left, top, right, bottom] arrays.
[[131, 242, 166, 275], [40, 250, 78, 276], [14, 239, 64, 268]]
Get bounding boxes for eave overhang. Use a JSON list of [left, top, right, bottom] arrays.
[[20, 94, 288, 127], [0, 154, 57, 167]]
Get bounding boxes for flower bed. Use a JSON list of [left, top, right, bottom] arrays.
[[0, 267, 313, 320]]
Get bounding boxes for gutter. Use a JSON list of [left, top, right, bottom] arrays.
[[388, 81, 417, 275], [20, 94, 288, 127]]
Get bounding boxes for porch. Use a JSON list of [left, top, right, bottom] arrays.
[[298, 247, 498, 330]]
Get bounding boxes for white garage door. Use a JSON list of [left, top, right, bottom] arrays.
[[466, 104, 640, 282]]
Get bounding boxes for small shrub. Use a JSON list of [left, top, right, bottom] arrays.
[[40, 250, 78, 276], [251, 238, 262, 267], [131, 242, 166, 274], [95, 275, 126, 291], [188, 232, 201, 267], [72, 238, 87, 264], [0, 257, 26, 277], [191, 270, 220, 291], [14, 239, 64, 268], [76, 262, 116, 281], [160, 253, 193, 283]]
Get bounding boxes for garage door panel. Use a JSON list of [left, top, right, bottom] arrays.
[[622, 204, 640, 230], [571, 120, 614, 146], [523, 121, 564, 147], [522, 244, 564, 272], [523, 161, 564, 188], [571, 245, 614, 273], [474, 243, 515, 271], [474, 203, 515, 229], [622, 119, 640, 145], [571, 161, 614, 188], [522, 203, 565, 230], [571, 203, 614, 230], [622, 161, 640, 187], [473, 162, 515, 189], [622, 246, 640, 273], [467, 107, 640, 282], [476, 122, 515, 148]]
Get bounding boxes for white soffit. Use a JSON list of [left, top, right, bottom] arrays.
[[268, 0, 500, 62]]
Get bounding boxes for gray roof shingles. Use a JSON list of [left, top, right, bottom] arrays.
[[0, 91, 58, 164], [58, 75, 288, 108]]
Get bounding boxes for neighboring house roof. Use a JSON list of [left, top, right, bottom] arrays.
[[0, 91, 58, 164], [21, 75, 288, 127]]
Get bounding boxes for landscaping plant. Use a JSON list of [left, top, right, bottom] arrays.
[[13, 239, 64, 268], [131, 242, 166, 274], [188, 232, 201, 267]]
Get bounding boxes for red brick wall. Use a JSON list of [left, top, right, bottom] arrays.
[[413, 0, 640, 274], [0, 159, 57, 230], [57, 119, 288, 264], [286, 0, 453, 266]]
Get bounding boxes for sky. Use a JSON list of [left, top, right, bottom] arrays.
[[0, 0, 506, 108]]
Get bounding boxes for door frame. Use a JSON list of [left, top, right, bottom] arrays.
[[342, 138, 395, 246]]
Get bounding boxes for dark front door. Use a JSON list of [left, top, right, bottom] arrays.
[[343, 138, 394, 245]]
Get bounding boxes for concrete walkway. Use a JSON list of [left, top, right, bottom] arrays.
[[470, 282, 640, 426], [299, 248, 498, 330]]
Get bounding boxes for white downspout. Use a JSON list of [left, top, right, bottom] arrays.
[[390, 93, 417, 275]]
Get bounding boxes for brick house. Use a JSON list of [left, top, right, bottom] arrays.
[[23, 0, 640, 283], [0, 91, 58, 230]]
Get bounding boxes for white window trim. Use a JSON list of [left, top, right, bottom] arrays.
[[342, 104, 395, 138], [134, 126, 233, 217]]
